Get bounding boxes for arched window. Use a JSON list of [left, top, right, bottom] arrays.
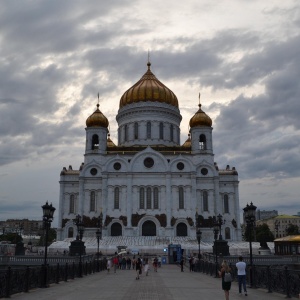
[[159, 122, 164, 139], [111, 223, 122, 236], [199, 134, 206, 150], [134, 122, 139, 139], [124, 125, 128, 142], [154, 187, 159, 209], [170, 124, 173, 141], [176, 223, 188, 236], [203, 191, 208, 211], [225, 227, 231, 239], [90, 191, 95, 211], [114, 187, 120, 209], [146, 187, 152, 209], [179, 187, 184, 209], [224, 194, 229, 213], [147, 122, 151, 138], [92, 134, 99, 150], [69, 195, 75, 213], [68, 227, 74, 238], [139, 188, 145, 209]]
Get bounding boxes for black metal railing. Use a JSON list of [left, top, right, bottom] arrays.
[[194, 259, 300, 298], [0, 259, 106, 298]]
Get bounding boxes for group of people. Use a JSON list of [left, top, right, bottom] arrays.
[[105, 255, 160, 279], [219, 256, 248, 300]]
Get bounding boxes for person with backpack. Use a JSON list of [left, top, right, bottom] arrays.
[[218, 260, 232, 300]]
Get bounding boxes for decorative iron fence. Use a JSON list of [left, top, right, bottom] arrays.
[[0, 259, 106, 298], [194, 260, 300, 298]]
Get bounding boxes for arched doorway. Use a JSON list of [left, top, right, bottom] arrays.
[[176, 223, 187, 236], [142, 221, 156, 236], [68, 227, 74, 238], [111, 223, 122, 236]]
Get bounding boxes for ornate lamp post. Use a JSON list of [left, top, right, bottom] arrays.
[[213, 224, 219, 277], [41, 201, 56, 288], [195, 212, 202, 259], [75, 215, 85, 278], [212, 214, 226, 277], [96, 212, 103, 272], [243, 202, 257, 288]]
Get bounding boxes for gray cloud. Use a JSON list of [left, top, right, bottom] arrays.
[[0, 0, 299, 220]]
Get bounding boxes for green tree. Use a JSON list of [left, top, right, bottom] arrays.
[[256, 223, 275, 243], [286, 224, 299, 235], [0, 232, 22, 244], [38, 228, 57, 246], [243, 223, 274, 243]]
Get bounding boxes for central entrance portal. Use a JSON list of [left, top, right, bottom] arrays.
[[142, 221, 156, 236]]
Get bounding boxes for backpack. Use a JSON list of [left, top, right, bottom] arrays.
[[224, 272, 232, 282]]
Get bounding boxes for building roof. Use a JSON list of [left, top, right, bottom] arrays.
[[274, 235, 300, 242], [275, 215, 300, 219], [86, 104, 109, 128], [119, 62, 178, 109]]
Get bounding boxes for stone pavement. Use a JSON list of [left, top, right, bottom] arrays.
[[11, 264, 290, 300]]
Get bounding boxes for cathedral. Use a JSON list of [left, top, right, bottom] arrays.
[[56, 61, 242, 243]]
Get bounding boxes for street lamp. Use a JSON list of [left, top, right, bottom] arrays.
[[212, 214, 225, 277], [95, 212, 103, 272], [75, 215, 85, 277], [243, 202, 257, 288], [41, 201, 56, 288], [195, 212, 202, 259], [213, 224, 219, 277]]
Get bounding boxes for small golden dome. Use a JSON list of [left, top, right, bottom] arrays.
[[86, 104, 109, 128], [182, 134, 191, 147], [119, 62, 178, 108], [107, 134, 116, 147], [189, 104, 212, 128]]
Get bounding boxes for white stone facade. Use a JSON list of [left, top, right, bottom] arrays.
[[56, 65, 242, 243]]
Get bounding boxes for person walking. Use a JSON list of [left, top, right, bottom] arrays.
[[112, 256, 119, 273], [153, 257, 158, 272], [180, 257, 184, 272], [236, 256, 247, 296], [144, 258, 149, 276], [106, 258, 112, 274], [219, 260, 232, 300], [135, 257, 142, 280]]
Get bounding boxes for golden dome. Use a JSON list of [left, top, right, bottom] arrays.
[[119, 62, 178, 108], [86, 104, 109, 128], [107, 134, 116, 147], [189, 104, 212, 128], [182, 134, 191, 147]]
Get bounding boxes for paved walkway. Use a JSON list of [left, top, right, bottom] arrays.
[[11, 264, 291, 299]]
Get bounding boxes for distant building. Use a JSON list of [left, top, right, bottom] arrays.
[[256, 215, 300, 238], [256, 209, 278, 221], [0, 219, 43, 236]]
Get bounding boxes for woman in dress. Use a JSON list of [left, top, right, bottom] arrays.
[[218, 260, 232, 300]]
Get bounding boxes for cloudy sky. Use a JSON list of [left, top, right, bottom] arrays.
[[0, 0, 299, 227]]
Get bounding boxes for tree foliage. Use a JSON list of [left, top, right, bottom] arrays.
[[286, 224, 299, 235], [256, 224, 274, 242], [243, 223, 274, 242], [38, 228, 57, 246], [0, 232, 22, 244]]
